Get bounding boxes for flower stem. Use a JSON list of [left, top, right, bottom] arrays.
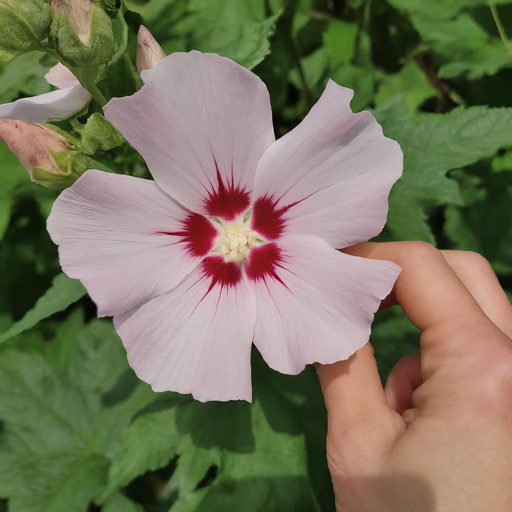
[[85, 83, 108, 107], [488, 1, 512, 56]]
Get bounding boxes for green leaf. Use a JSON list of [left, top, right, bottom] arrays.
[[103, 492, 144, 512], [386, 185, 435, 243], [0, 317, 154, 511], [9, 452, 110, 512], [103, 363, 321, 510], [289, 47, 329, 91], [0, 138, 28, 193], [0, 51, 51, 104], [0, 273, 86, 344], [170, 397, 319, 512], [0, 194, 14, 242], [331, 64, 375, 112], [444, 167, 512, 274], [375, 62, 437, 113], [187, 0, 281, 69], [322, 20, 358, 65], [387, 0, 512, 79], [375, 96, 512, 241]]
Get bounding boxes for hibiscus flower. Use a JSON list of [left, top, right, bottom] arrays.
[[47, 51, 402, 402], [0, 62, 90, 123]]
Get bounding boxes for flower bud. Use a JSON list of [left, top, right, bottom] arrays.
[[0, 0, 52, 65], [136, 25, 166, 73], [50, 0, 115, 67], [0, 119, 81, 189]]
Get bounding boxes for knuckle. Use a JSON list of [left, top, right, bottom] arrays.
[[399, 241, 441, 262], [450, 250, 493, 273], [470, 346, 512, 408]]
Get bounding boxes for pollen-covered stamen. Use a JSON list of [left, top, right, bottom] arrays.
[[214, 220, 258, 262]]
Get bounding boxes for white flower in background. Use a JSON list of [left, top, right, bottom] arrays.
[[0, 62, 90, 123]]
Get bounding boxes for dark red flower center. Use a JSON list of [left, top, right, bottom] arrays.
[[203, 159, 250, 221], [156, 212, 217, 257]]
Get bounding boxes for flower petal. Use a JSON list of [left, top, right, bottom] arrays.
[[0, 85, 90, 123], [246, 235, 400, 374], [114, 256, 257, 402], [104, 51, 275, 220], [47, 170, 219, 317], [251, 80, 402, 248], [44, 63, 80, 89]]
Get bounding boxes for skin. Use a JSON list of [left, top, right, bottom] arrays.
[[317, 242, 512, 512]]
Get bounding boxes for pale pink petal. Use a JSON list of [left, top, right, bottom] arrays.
[[104, 51, 275, 221], [47, 170, 219, 317], [251, 80, 402, 249], [0, 85, 90, 124], [45, 63, 80, 89], [246, 235, 400, 374], [114, 257, 257, 402]]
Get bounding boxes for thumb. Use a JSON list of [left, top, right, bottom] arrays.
[[316, 343, 402, 470]]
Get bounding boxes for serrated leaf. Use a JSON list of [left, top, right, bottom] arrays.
[[187, 0, 281, 69], [0, 318, 154, 511], [387, 0, 512, 79], [103, 364, 321, 510], [375, 96, 512, 241], [170, 397, 320, 512], [9, 452, 110, 512], [0, 273, 86, 344]]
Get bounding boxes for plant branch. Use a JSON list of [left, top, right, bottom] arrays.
[[488, 1, 512, 56]]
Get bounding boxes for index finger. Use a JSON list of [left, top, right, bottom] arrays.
[[343, 241, 504, 371]]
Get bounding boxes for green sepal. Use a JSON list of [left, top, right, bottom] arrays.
[[39, 123, 81, 148], [70, 113, 124, 155], [32, 150, 112, 190], [0, 0, 52, 65], [50, 1, 115, 67]]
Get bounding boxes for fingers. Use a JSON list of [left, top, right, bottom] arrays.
[[317, 343, 389, 427], [343, 242, 503, 372], [317, 343, 403, 465], [441, 250, 512, 338], [384, 355, 422, 415]]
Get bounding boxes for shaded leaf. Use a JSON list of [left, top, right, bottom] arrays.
[[0, 273, 86, 344]]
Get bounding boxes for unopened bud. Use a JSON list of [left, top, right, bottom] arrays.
[[136, 25, 165, 73], [0, 120, 82, 189], [0, 0, 52, 65], [50, 0, 114, 67]]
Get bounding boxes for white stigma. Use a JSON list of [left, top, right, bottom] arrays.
[[215, 220, 257, 263]]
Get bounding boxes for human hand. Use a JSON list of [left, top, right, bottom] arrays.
[[317, 242, 512, 512]]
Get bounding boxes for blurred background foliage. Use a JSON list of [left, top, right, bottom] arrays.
[[1, 0, 512, 510]]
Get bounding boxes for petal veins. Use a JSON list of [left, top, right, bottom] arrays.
[[201, 256, 243, 293], [156, 212, 218, 257], [245, 243, 288, 287], [204, 160, 251, 220]]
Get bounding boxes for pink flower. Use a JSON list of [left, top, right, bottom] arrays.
[[0, 62, 90, 123], [47, 52, 402, 402]]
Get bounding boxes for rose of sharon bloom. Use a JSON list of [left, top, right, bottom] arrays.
[[0, 62, 90, 123], [47, 51, 403, 402]]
